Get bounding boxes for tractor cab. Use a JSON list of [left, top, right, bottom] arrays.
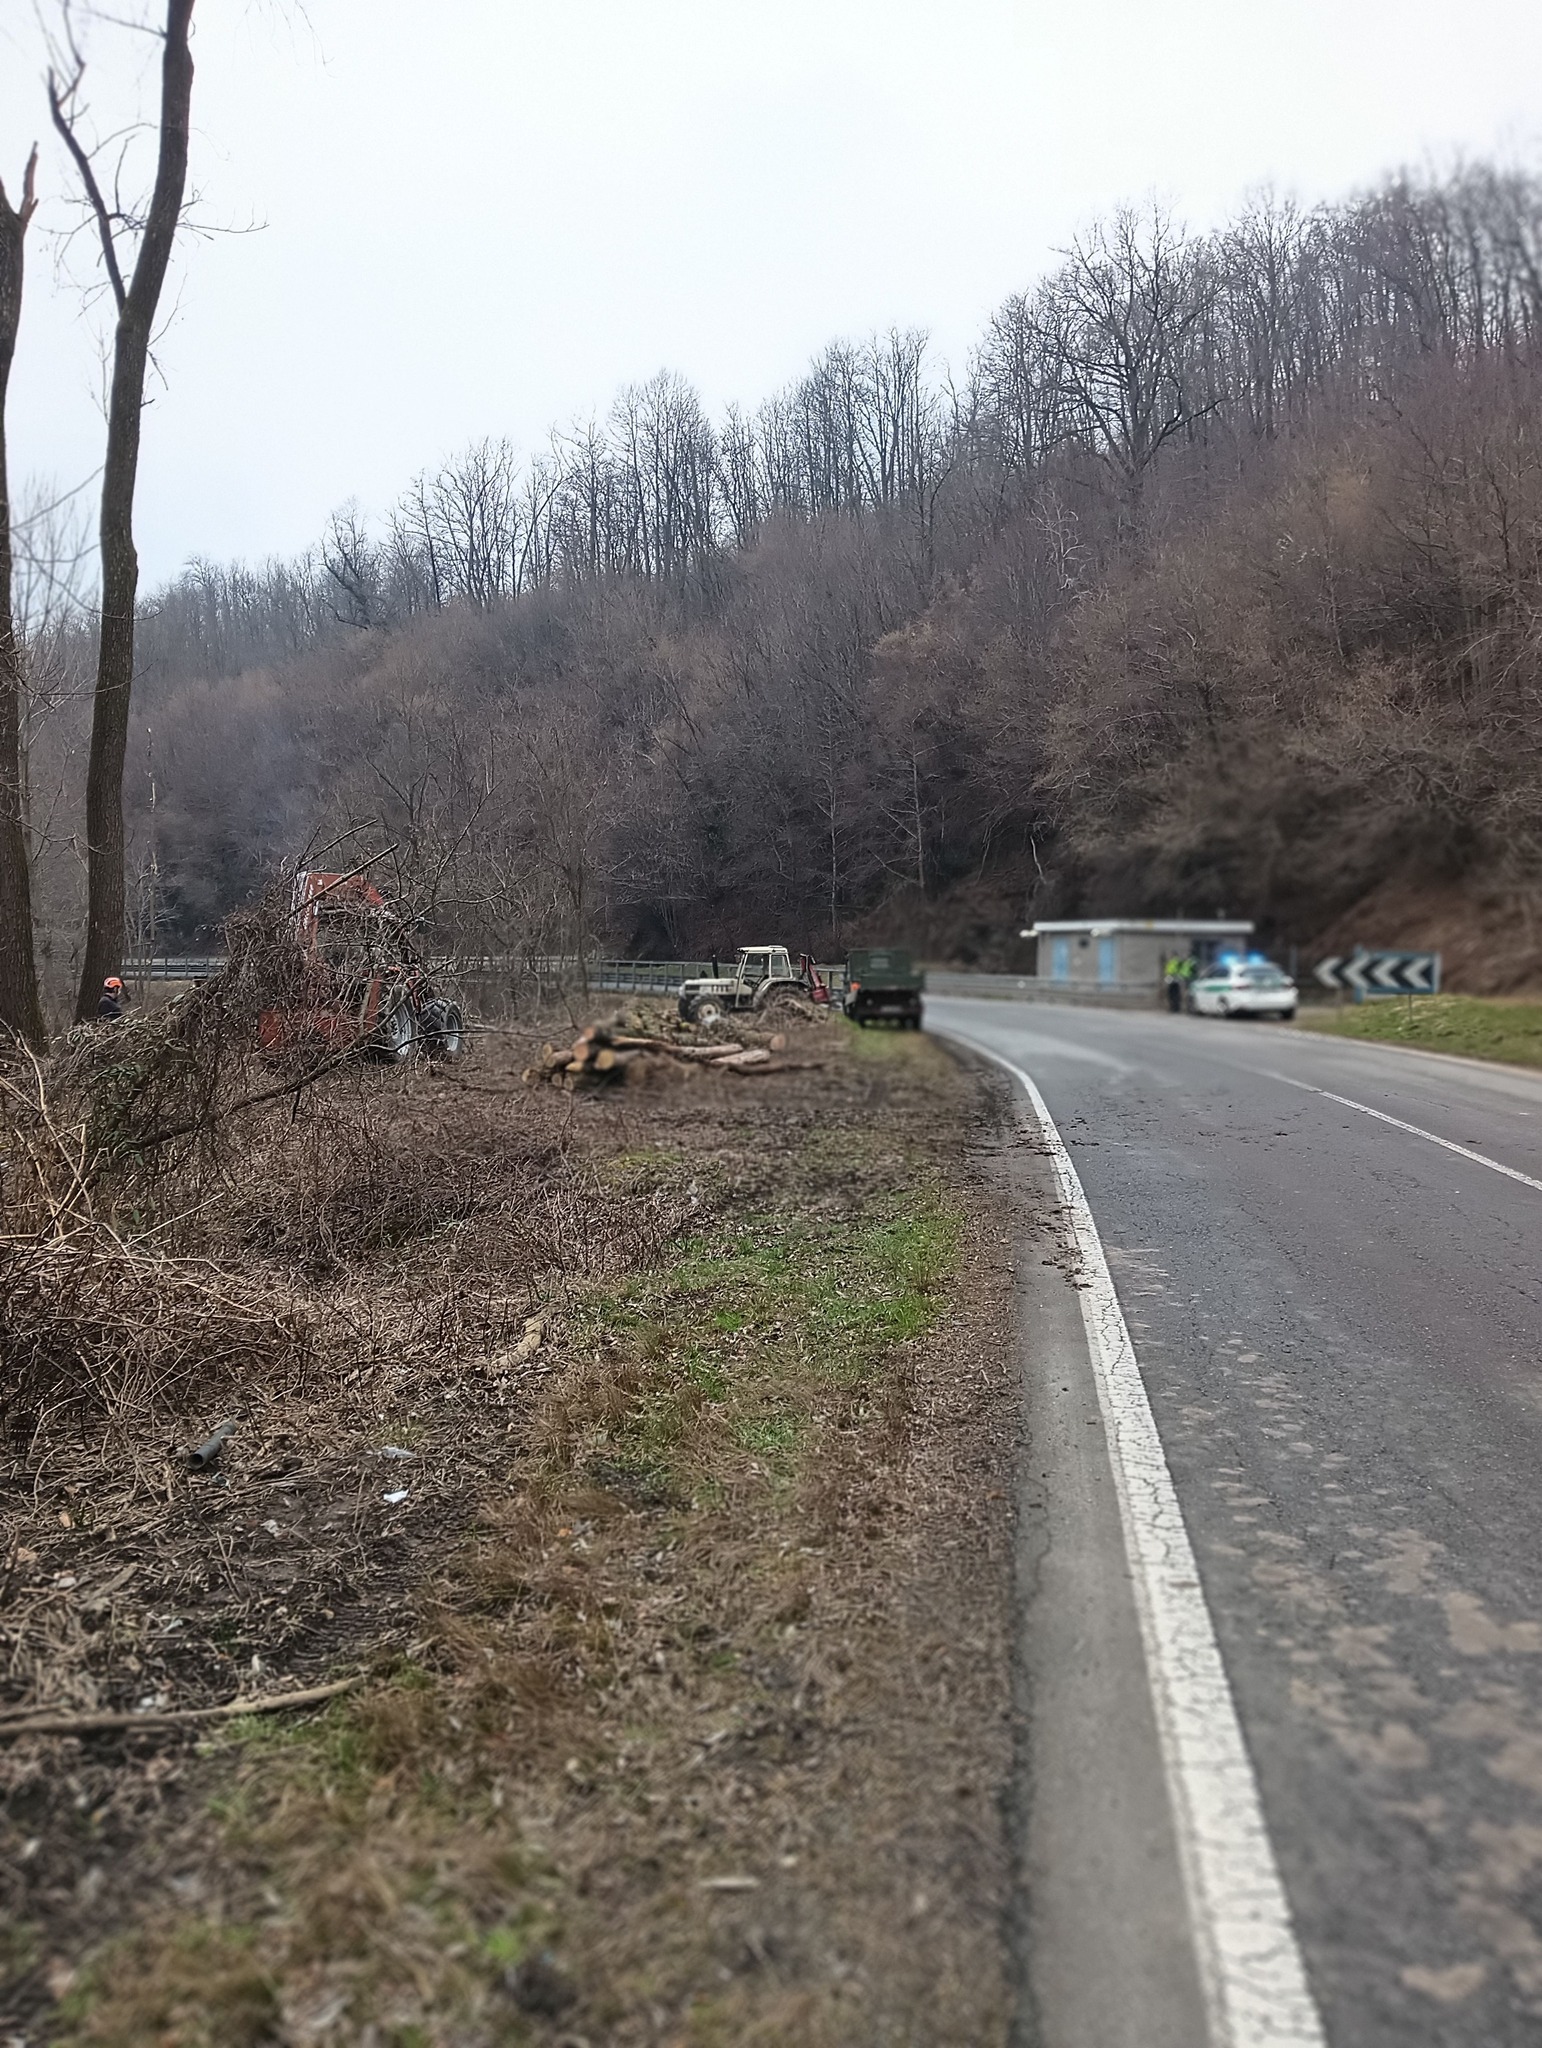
[[738, 946, 793, 986]]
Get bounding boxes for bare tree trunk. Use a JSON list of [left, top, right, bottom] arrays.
[[0, 148, 45, 1048], [52, 0, 195, 1021]]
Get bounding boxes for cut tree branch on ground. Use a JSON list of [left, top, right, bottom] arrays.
[[0, 1676, 358, 1740]]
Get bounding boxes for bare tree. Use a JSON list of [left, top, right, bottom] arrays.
[[0, 146, 45, 1045], [415, 439, 521, 609], [48, 0, 196, 1020], [1048, 206, 1218, 527], [323, 505, 381, 629], [22, 155, 1542, 972]]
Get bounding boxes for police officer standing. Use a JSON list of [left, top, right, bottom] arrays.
[[1164, 954, 1185, 1012], [1164, 953, 1198, 1013]]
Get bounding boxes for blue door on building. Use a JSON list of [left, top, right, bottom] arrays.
[[1050, 937, 1071, 982], [1098, 936, 1118, 985]]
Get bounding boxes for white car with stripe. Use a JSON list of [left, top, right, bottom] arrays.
[[1190, 960, 1298, 1020]]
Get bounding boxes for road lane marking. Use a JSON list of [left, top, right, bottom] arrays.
[[1268, 1074, 1542, 1194], [940, 1030, 1327, 2048]]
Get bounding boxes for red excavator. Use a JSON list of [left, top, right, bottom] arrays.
[[257, 870, 465, 1062]]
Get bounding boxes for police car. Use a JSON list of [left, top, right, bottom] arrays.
[[1188, 954, 1298, 1020]]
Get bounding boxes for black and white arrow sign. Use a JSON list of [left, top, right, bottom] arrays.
[[1314, 949, 1441, 996]]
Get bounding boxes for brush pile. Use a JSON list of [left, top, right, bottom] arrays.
[[0, 904, 327, 1442], [0, 909, 684, 1447], [0, 943, 704, 1753]]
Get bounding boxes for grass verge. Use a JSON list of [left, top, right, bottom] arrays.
[[1296, 992, 1542, 1068], [51, 1032, 1001, 2048]]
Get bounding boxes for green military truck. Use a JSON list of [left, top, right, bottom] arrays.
[[843, 946, 923, 1029]]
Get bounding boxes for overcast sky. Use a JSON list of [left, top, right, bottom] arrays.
[[4, 0, 1540, 587]]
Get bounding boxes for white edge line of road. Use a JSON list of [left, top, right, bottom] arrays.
[[1264, 1073, 1542, 1194], [939, 1029, 1327, 2048]]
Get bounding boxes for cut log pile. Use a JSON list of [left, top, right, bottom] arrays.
[[523, 1023, 822, 1089]]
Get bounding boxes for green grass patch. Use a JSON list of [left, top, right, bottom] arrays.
[[598, 1144, 693, 1195], [840, 1016, 929, 1060], [1297, 993, 1542, 1068], [56, 1923, 281, 2048], [0, 1921, 40, 1986], [568, 1181, 960, 1495], [481, 1903, 560, 1971]]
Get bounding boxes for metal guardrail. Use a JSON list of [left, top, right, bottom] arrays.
[[122, 953, 852, 995], [587, 959, 712, 993], [923, 971, 1161, 1008], [587, 960, 852, 995], [123, 955, 225, 981]]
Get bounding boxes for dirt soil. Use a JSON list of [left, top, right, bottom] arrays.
[[0, 1002, 1021, 2047], [1307, 876, 1542, 994]]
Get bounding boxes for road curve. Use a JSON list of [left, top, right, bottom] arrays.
[[928, 996, 1542, 2048]]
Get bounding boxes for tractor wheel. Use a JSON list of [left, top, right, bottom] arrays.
[[371, 1000, 415, 1062], [421, 999, 465, 1060], [692, 998, 725, 1028], [757, 985, 814, 1023]]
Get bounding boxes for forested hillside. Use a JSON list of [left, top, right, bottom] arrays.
[[23, 162, 1542, 984]]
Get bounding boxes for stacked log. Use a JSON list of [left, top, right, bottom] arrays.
[[523, 1024, 816, 1088], [524, 1024, 639, 1089]]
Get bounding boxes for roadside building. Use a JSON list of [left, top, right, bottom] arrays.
[[1023, 919, 1256, 1002]]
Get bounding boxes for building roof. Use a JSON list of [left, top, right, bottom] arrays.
[[1023, 919, 1255, 937]]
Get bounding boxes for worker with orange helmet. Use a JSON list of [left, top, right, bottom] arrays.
[[97, 975, 128, 1022]]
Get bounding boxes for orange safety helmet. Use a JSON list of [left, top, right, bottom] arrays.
[[104, 976, 124, 990]]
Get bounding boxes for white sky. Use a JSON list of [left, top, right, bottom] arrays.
[[4, 0, 1540, 587]]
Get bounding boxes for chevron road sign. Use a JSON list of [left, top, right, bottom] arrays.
[[1314, 948, 1442, 997]]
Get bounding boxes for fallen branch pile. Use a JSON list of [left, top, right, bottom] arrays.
[[524, 1023, 823, 1088]]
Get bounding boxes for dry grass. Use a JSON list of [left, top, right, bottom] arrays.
[[0, 921, 690, 1446], [3, 1006, 1017, 2048], [0, 973, 688, 1798]]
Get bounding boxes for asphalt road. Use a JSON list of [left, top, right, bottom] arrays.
[[928, 996, 1542, 2048]]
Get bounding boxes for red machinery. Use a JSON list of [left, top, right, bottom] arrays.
[[257, 870, 464, 1062]]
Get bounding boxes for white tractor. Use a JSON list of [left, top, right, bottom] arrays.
[[677, 946, 826, 1026]]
